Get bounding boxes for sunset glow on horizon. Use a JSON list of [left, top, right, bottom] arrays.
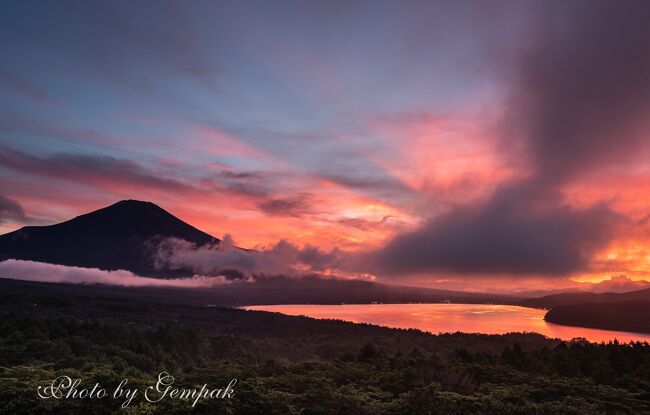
[[2, 1, 650, 292]]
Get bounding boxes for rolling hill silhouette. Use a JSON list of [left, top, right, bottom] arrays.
[[0, 200, 219, 277], [520, 287, 650, 309]]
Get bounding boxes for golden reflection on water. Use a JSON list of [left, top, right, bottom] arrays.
[[244, 303, 650, 343]]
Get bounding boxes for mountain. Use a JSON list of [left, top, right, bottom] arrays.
[[520, 287, 650, 309], [0, 200, 219, 277], [0, 200, 522, 305], [514, 276, 650, 298]]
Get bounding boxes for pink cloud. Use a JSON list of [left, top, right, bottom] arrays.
[[0, 259, 231, 287], [153, 235, 347, 278]]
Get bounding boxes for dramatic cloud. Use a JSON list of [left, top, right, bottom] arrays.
[[3, 1, 650, 287], [375, 187, 623, 276], [585, 275, 650, 294], [153, 235, 345, 278], [0, 146, 196, 194], [509, 0, 650, 185], [0, 1, 510, 252], [0, 195, 26, 224], [0, 259, 231, 287], [374, 0, 650, 278], [0, 146, 301, 208]]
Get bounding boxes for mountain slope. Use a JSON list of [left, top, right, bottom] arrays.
[[520, 287, 650, 309], [0, 200, 219, 277]]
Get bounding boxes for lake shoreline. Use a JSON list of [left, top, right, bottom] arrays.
[[243, 303, 650, 344]]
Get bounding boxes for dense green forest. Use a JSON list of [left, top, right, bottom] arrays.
[[1, 279, 650, 414]]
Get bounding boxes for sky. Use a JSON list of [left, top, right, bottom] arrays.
[[2, 0, 650, 292]]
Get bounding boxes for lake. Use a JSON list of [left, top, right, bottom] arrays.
[[244, 303, 650, 344]]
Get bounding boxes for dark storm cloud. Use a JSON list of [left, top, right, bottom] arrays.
[[375, 0, 650, 277], [0, 194, 26, 224], [509, 0, 650, 185], [374, 183, 623, 276]]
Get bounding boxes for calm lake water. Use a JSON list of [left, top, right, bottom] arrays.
[[244, 303, 650, 344]]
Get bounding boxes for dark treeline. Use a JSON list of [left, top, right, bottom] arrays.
[[0, 275, 519, 307], [1, 280, 650, 414], [520, 286, 650, 334], [545, 301, 650, 334]]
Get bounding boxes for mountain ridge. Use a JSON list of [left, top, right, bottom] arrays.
[[0, 199, 219, 277], [520, 287, 650, 309]]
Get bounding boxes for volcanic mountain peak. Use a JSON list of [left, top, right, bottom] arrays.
[[51, 199, 217, 240], [0, 200, 219, 277]]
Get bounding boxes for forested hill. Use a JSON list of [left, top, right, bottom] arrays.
[[2, 278, 650, 414], [521, 287, 650, 335], [0, 276, 519, 307], [545, 301, 650, 334]]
